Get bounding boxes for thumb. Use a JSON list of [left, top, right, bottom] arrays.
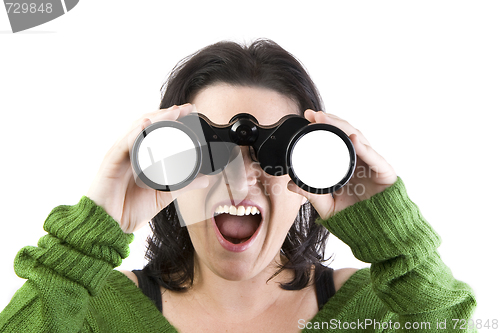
[[287, 180, 335, 220]]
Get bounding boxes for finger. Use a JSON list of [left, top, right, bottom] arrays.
[[123, 104, 195, 159], [124, 104, 181, 142], [304, 109, 317, 122], [304, 109, 370, 146], [287, 180, 335, 220], [102, 117, 151, 165], [322, 113, 370, 146], [178, 103, 196, 118], [350, 134, 397, 183], [148, 103, 195, 124], [313, 111, 371, 146], [122, 117, 153, 160]]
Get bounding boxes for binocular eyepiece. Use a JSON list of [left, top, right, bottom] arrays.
[[131, 112, 356, 194]]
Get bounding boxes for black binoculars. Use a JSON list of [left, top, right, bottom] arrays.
[[131, 113, 356, 194]]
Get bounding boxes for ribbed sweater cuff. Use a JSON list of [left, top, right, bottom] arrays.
[[318, 177, 441, 264], [14, 197, 134, 296], [42, 196, 134, 266]]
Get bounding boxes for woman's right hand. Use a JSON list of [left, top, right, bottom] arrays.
[[86, 103, 208, 233]]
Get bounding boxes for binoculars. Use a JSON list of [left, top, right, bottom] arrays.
[[131, 113, 356, 194]]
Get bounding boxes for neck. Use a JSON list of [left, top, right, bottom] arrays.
[[188, 253, 292, 322]]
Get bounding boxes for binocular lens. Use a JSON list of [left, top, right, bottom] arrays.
[[133, 122, 201, 190], [288, 126, 355, 194]]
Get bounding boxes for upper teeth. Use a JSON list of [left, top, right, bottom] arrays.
[[214, 205, 261, 216]]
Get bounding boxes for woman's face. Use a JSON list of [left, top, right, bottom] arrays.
[[175, 83, 307, 282]]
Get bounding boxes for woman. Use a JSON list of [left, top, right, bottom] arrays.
[[0, 40, 476, 332]]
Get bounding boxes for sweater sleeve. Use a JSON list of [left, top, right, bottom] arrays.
[[0, 196, 134, 333], [318, 177, 477, 332]]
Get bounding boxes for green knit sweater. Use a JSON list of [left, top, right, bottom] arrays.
[[0, 178, 476, 332]]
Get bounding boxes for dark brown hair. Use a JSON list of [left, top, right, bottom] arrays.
[[143, 39, 330, 291]]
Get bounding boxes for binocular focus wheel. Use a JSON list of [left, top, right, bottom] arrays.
[[131, 121, 202, 191], [287, 124, 356, 194]]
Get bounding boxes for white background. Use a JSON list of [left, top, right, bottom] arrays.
[[1, 0, 499, 327]]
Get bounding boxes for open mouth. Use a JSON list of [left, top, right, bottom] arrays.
[[213, 204, 262, 250]]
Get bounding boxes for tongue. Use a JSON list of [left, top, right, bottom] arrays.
[[215, 214, 260, 240]]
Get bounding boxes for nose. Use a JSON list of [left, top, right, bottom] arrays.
[[223, 146, 259, 192], [243, 146, 259, 187]]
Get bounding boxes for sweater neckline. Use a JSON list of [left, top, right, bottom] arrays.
[[112, 268, 370, 332]]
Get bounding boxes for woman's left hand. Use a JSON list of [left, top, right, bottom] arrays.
[[287, 110, 398, 220]]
